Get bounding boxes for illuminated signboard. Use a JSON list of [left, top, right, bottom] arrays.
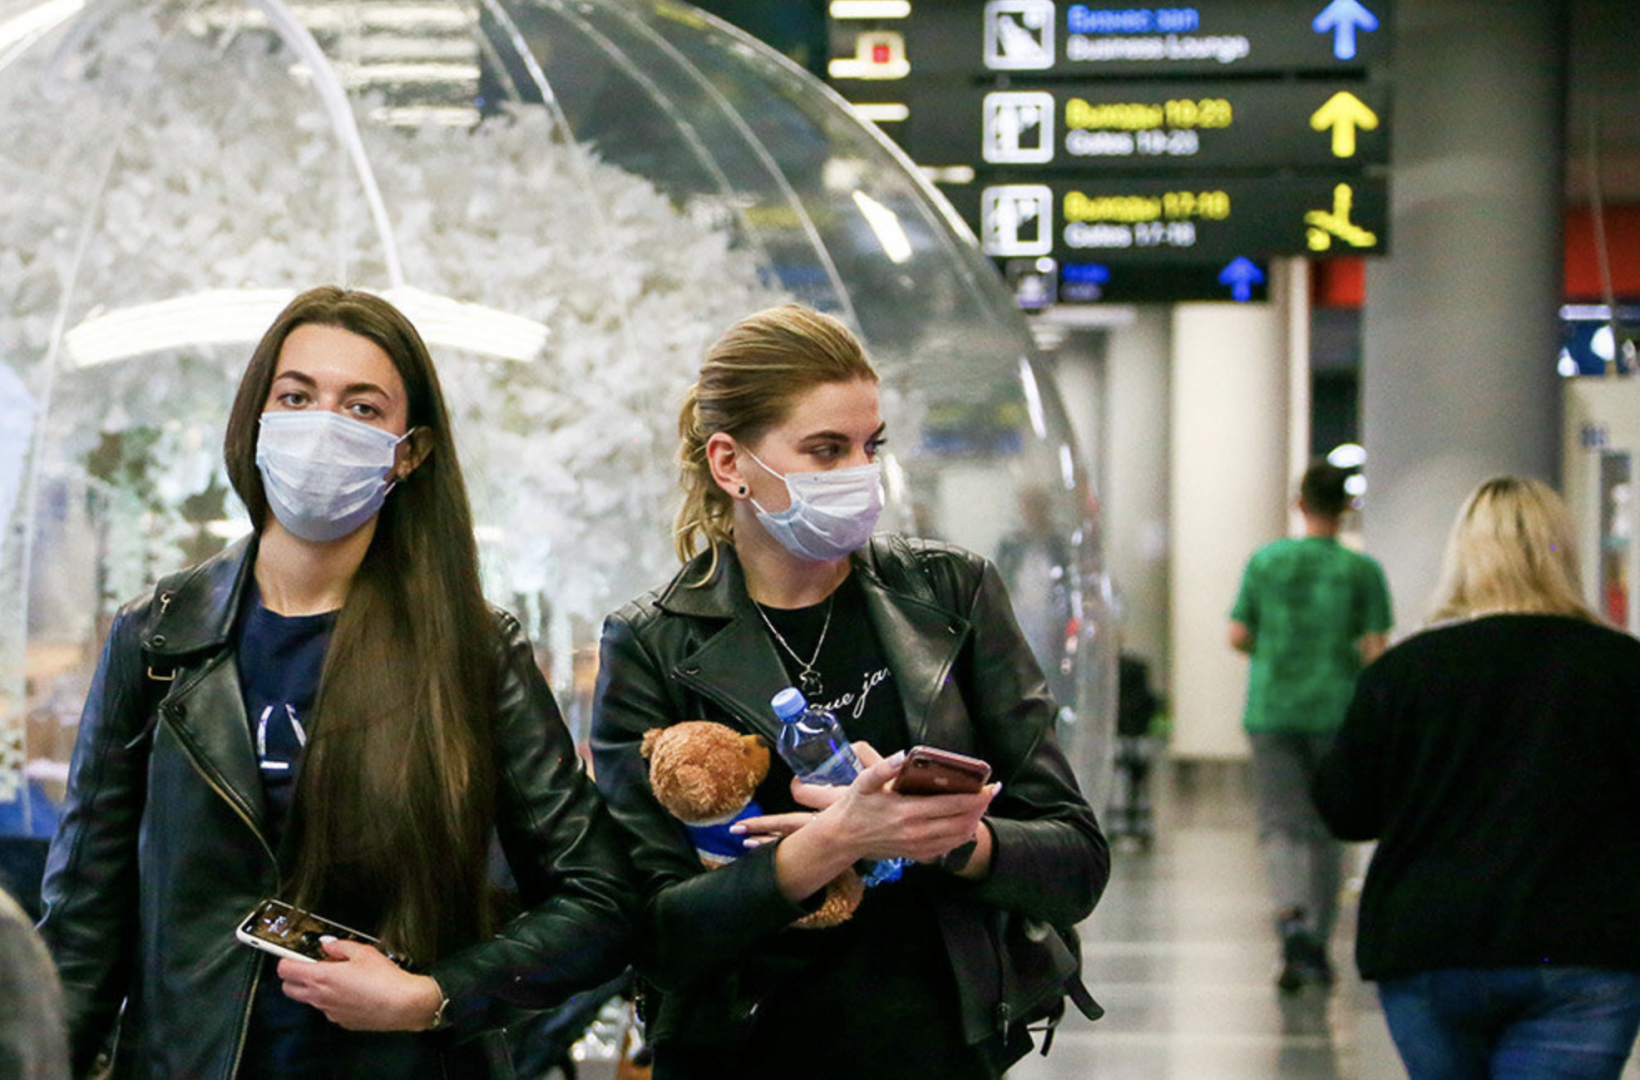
[[1026, 258, 1274, 303], [827, 0, 1394, 301], [942, 176, 1389, 262], [897, 0, 1392, 79], [903, 81, 1390, 170]]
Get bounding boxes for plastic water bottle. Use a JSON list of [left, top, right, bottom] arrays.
[[769, 687, 903, 886], [771, 687, 864, 786]]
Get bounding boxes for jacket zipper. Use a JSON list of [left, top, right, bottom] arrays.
[[228, 959, 262, 1079], [167, 704, 278, 1078], [171, 718, 278, 864], [671, 669, 776, 744]]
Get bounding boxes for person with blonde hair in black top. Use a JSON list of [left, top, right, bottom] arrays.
[[591, 304, 1108, 1079], [1315, 476, 1640, 1080]]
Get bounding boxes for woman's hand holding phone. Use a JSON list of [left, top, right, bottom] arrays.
[[737, 742, 998, 860], [750, 743, 1000, 903], [789, 746, 997, 862], [275, 940, 445, 1031]]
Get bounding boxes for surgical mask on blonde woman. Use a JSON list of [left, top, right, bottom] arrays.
[[745, 448, 883, 561]]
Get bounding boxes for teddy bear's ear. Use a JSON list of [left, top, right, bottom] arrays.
[[640, 728, 665, 759], [739, 734, 772, 782]]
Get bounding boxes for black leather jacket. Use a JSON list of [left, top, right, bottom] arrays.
[[590, 536, 1108, 1060], [38, 539, 634, 1080]]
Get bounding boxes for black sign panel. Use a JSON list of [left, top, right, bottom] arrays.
[[901, 80, 1390, 170], [1004, 257, 1274, 303], [942, 176, 1389, 261], [899, 0, 1393, 78]]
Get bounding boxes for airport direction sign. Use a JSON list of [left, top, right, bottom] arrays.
[[903, 81, 1390, 171], [902, 0, 1392, 78], [1048, 257, 1273, 303], [942, 175, 1389, 262]]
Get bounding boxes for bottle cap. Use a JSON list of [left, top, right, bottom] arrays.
[[770, 687, 807, 723]]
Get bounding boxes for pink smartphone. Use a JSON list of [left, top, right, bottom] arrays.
[[896, 745, 992, 795]]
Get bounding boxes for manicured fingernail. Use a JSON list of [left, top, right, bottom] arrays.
[[887, 750, 906, 766], [729, 824, 746, 833]]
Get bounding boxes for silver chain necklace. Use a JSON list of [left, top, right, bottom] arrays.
[[752, 594, 835, 699]]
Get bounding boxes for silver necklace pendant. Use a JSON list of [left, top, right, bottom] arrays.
[[753, 592, 836, 702]]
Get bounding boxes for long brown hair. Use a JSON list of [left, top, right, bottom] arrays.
[[675, 304, 877, 566], [1427, 476, 1600, 625], [225, 286, 496, 962]]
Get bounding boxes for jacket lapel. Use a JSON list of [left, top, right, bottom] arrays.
[[166, 654, 267, 836], [140, 538, 269, 835], [660, 547, 975, 749], [659, 553, 792, 744], [855, 561, 972, 747], [676, 618, 792, 745]]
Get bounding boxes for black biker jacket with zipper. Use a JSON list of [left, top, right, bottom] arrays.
[[38, 537, 634, 1079], [589, 535, 1109, 1067]]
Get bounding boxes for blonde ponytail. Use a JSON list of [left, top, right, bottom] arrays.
[[674, 384, 734, 563]]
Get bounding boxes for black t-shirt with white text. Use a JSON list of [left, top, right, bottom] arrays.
[[697, 572, 987, 1080]]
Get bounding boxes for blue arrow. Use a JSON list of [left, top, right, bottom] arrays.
[[1312, 0, 1379, 61], [1218, 258, 1265, 303], [1062, 263, 1111, 284]]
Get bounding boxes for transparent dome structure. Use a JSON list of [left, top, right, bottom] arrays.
[[0, 0, 1114, 837]]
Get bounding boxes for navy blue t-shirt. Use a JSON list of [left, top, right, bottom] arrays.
[[234, 589, 336, 1080], [234, 589, 335, 846], [231, 593, 450, 1078]]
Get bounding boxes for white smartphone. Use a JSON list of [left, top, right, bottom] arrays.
[[236, 898, 382, 965]]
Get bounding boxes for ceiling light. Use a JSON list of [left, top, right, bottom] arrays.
[[852, 103, 910, 123], [0, 0, 83, 58], [830, 2, 912, 19], [64, 286, 549, 368]]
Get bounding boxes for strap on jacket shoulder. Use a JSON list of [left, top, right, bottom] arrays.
[[125, 569, 196, 749]]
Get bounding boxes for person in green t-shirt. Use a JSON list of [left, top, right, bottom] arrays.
[[1229, 461, 1392, 993]]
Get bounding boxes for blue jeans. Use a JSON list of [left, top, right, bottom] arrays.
[[1378, 967, 1640, 1080]]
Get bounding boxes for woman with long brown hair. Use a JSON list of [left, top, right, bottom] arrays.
[[1315, 477, 1640, 1079], [591, 304, 1108, 1079], [39, 286, 632, 1079]]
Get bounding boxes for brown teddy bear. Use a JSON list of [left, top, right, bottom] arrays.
[[641, 720, 862, 929]]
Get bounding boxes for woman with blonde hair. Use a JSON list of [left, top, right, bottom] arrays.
[[1314, 476, 1640, 1080], [1427, 475, 1600, 624], [590, 304, 1108, 1079]]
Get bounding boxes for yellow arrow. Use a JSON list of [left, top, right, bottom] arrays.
[[1310, 91, 1379, 158], [1304, 183, 1377, 250]]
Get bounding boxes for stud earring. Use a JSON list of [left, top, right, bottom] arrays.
[[737, 486, 747, 495]]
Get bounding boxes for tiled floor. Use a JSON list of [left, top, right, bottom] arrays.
[[1013, 760, 1640, 1080], [575, 758, 1640, 1079], [1011, 760, 1403, 1080]]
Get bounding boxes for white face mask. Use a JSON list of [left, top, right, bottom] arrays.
[[745, 448, 884, 562], [255, 411, 410, 542]]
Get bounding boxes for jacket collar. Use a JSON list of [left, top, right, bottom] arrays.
[[138, 535, 256, 663], [134, 536, 273, 850], [656, 542, 971, 746]]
